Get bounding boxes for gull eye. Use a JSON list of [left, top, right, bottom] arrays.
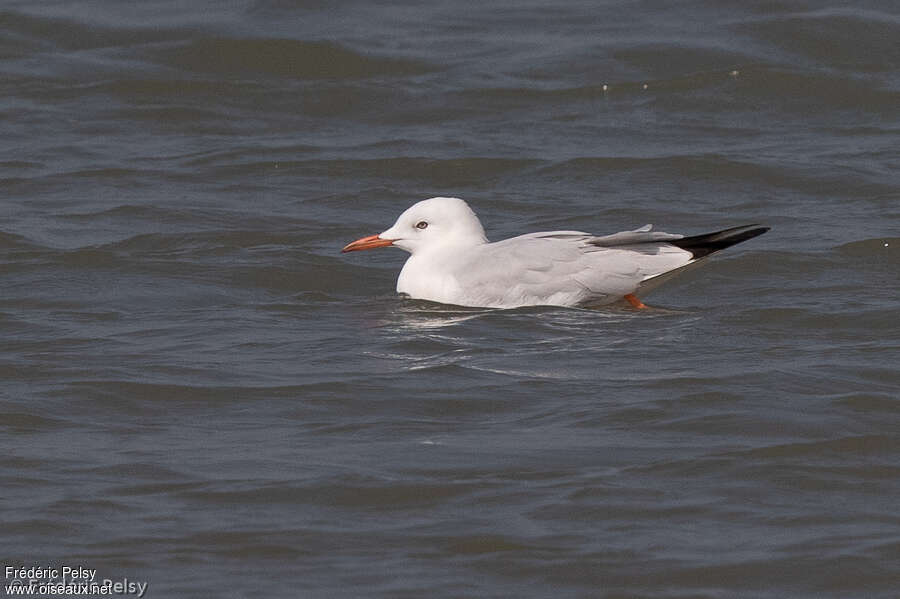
[[415, 221, 428, 230]]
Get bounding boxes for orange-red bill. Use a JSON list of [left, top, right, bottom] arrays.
[[341, 234, 394, 253]]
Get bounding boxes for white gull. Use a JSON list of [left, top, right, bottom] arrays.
[[342, 197, 768, 309]]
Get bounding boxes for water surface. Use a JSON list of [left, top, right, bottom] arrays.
[[1, 1, 899, 597]]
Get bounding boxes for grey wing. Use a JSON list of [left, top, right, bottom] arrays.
[[451, 236, 596, 307], [579, 225, 696, 298], [452, 228, 693, 307]]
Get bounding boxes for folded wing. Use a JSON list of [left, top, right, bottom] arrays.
[[452, 224, 768, 307]]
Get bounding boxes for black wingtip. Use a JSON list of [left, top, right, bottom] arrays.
[[670, 224, 769, 259]]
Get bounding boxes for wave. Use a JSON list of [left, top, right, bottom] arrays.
[[612, 43, 761, 79], [0, 10, 183, 52], [739, 8, 900, 73], [205, 156, 541, 185], [0, 411, 71, 432], [537, 154, 898, 197], [836, 237, 898, 257], [0, 231, 40, 250], [724, 434, 900, 459], [151, 36, 436, 80]]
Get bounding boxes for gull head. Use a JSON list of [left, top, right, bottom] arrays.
[[342, 197, 488, 254]]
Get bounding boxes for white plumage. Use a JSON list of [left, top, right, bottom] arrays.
[[342, 197, 767, 309]]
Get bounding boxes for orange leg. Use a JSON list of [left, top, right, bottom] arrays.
[[624, 293, 647, 309]]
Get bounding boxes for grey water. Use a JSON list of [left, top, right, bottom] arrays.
[[2, 1, 899, 597]]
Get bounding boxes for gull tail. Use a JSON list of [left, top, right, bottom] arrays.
[[635, 224, 769, 297], [669, 224, 770, 260]]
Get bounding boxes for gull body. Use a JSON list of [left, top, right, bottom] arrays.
[[342, 197, 768, 309]]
